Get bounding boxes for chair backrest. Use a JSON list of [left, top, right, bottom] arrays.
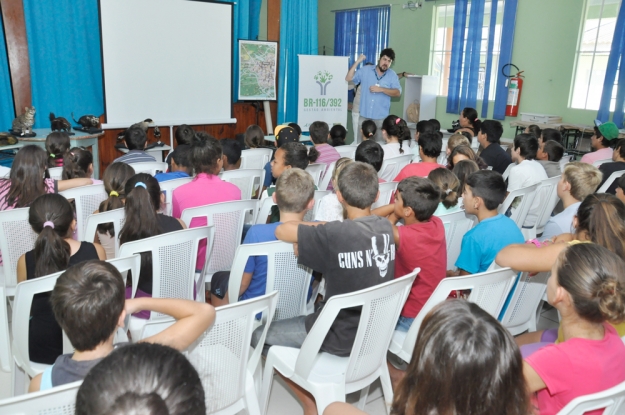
[[47, 167, 63, 180], [318, 161, 336, 191], [0, 207, 37, 292], [395, 267, 518, 363], [126, 161, 167, 175], [523, 175, 561, 239], [228, 241, 312, 321], [557, 380, 625, 415], [598, 170, 625, 193], [592, 158, 612, 168], [60, 184, 107, 240], [497, 183, 539, 230], [139, 292, 279, 415], [500, 271, 550, 335], [502, 163, 514, 181], [220, 169, 265, 200], [83, 208, 125, 258], [306, 163, 327, 187], [371, 181, 398, 209], [180, 200, 257, 278], [255, 196, 276, 225], [292, 271, 417, 386], [119, 227, 214, 308], [0, 286, 10, 373], [378, 154, 413, 182], [0, 380, 81, 415], [437, 209, 475, 270], [303, 190, 331, 222], [335, 145, 357, 159], [240, 148, 273, 170], [158, 177, 193, 216]]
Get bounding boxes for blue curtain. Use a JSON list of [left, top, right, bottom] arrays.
[[334, 7, 390, 68], [278, 0, 318, 124], [334, 10, 359, 66], [446, 1, 468, 114], [22, 0, 103, 129], [0, 16, 15, 130], [480, 0, 499, 118], [598, 1, 625, 128], [459, 0, 485, 111], [493, 0, 518, 120]]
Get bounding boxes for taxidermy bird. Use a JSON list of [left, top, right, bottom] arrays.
[[117, 118, 154, 141]]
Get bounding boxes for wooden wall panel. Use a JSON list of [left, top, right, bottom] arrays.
[[1, 0, 31, 115]]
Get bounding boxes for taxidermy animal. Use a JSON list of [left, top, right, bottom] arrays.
[[49, 113, 71, 132], [72, 113, 99, 128], [0, 132, 18, 146], [12, 106, 36, 134], [117, 118, 154, 141]]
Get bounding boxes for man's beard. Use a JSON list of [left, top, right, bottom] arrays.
[[377, 64, 388, 73]]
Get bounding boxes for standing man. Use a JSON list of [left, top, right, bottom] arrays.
[[346, 48, 402, 144]]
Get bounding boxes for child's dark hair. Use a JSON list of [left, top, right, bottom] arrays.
[[119, 174, 163, 246], [51, 260, 125, 351], [396, 176, 440, 221], [449, 145, 488, 170], [28, 194, 74, 277], [98, 163, 136, 236], [543, 140, 564, 162], [459, 130, 474, 143], [45, 132, 71, 168], [526, 124, 542, 139], [513, 133, 539, 160], [171, 145, 193, 174], [329, 125, 347, 147], [244, 124, 265, 149], [124, 127, 148, 150], [175, 124, 195, 146], [309, 121, 330, 145], [541, 128, 562, 144], [288, 122, 302, 136], [382, 115, 411, 154], [337, 162, 379, 209], [615, 139, 625, 160], [190, 132, 222, 175], [480, 120, 504, 144], [418, 131, 443, 158], [281, 142, 319, 169], [221, 139, 242, 166], [62, 147, 93, 179], [356, 140, 384, 172], [362, 120, 377, 139], [461, 107, 481, 135], [465, 170, 507, 210], [428, 168, 460, 209], [452, 159, 480, 195], [593, 126, 618, 148], [0, 145, 48, 208], [416, 120, 436, 135], [428, 119, 441, 131]]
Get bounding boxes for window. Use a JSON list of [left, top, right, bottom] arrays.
[[430, 2, 503, 98], [334, 6, 391, 68], [570, 0, 622, 110]]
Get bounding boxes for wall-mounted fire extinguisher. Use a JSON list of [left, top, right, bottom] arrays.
[[503, 63, 524, 117]]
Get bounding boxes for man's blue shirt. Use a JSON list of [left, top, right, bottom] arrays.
[[352, 65, 401, 119]]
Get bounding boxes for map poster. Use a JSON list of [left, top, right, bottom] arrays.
[[297, 55, 349, 132], [238, 40, 278, 101]]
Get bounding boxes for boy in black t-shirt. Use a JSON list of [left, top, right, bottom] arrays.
[[252, 162, 395, 415]]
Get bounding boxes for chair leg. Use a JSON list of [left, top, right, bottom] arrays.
[[356, 384, 370, 410], [259, 354, 277, 415], [12, 362, 26, 396], [380, 364, 394, 413], [245, 373, 262, 415]]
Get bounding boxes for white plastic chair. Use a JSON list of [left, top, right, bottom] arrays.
[[126, 161, 167, 175], [592, 158, 612, 168], [378, 154, 413, 182], [259, 271, 417, 415], [597, 170, 625, 193], [0, 286, 10, 374], [521, 176, 561, 240], [83, 208, 125, 258], [227, 241, 312, 321], [556, 380, 625, 415], [0, 208, 37, 296], [498, 183, 539, 231], [255, 197, 276, 225], [502, 162, 514, 181], [371, 181, 398, 209], [139, 292, 279, 415], [0, 380, 81, 414], [436, 209, 475, 270], [318, 161, 336, 191], [220, 169, 265, 200], [240, 148, 273, 170], [306, 163, 327, 187], [303, 190, 331, 222], [388, 267, 518, 363], [47, 167, 63, 180], [158, 176, 192, 216], [335, 145, 357, 159], [181, 200, 258, 282], [60, 184, 107, 240], [500, 271, 550, 335]]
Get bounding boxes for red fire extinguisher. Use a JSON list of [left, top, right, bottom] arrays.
[[503, 64, 524, 117]]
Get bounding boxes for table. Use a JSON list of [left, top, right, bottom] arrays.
[[19, 129, 104, 179], [509, 120, 563, 137]]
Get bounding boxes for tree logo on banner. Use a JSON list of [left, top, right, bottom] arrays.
[[314, 71, 333, 95]]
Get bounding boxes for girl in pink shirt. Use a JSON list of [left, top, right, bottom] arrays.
[[524, 243, 625, 415]]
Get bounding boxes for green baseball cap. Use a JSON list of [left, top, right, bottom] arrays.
[[598, 122, 620, 140]]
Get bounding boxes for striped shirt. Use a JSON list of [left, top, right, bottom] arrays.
[[113, 150, 156, 164], [315, 144, 341, 190]]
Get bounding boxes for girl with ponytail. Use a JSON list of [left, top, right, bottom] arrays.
[[458, 107, 481, 137], [45, 132, 71, 168], [427, 167, 461, 216], [16, 194, 105, 364], [120, 174, 185, 299], [62, 147, 102, 183], [381, 114, 411, 159]]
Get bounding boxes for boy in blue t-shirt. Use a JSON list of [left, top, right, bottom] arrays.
[[210, 168, 315, 306], [449, 170, 524, 276], [154, 145, 192, 182]]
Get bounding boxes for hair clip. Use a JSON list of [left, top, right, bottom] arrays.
[[43, 221, 55, 229], [49, 153, 55, 158], [395, 117, 401, 125], [70, 152, 75, 157], [445, 188, 452, 195], [109, 190, 119, 197], [135, 182, 147, 189]]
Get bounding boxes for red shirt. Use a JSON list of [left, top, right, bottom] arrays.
[[394, 162, 441, 182], [395, 216, 446, 318]]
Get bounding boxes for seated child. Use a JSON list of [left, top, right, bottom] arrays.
[[244, 124, 268, 149], [616, 175, 625, 204], [447, 145, 488, 170], [536, 140, 565, 178], [210, 168, 315, 306], [452, 159, 479, 196], [580, 122, 620, 165], [315, 158, 353, 222], [381, 115, 411, 159], [410, 120, 437, 157], [598, 138, 625, 194], [155, 145, 193, 182], [262, 126, 300, 191], [449, 170, 524, 275], [476, 120, 512, 174], [310, 121, 341, 187], [221, 139, 242, 171], [113, 127, 156, 164], [538, 127, 562, 145], [62, 147, 101, 183], [428, 167, 461, 216], [395, 131, 442, 180], [46, 132, 71, 168], [446, 133, 471, 157], [355, 140, 385, 182], [29, 260, 215, 391], [166, 124, 194, 171], [361, 119, 377, 141], [329, 124, 347, 147]]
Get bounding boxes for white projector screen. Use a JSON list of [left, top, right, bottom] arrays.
[[99, 0, 234, 128]]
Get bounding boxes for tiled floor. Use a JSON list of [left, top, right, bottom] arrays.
[[0, 303, 561, 413]]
